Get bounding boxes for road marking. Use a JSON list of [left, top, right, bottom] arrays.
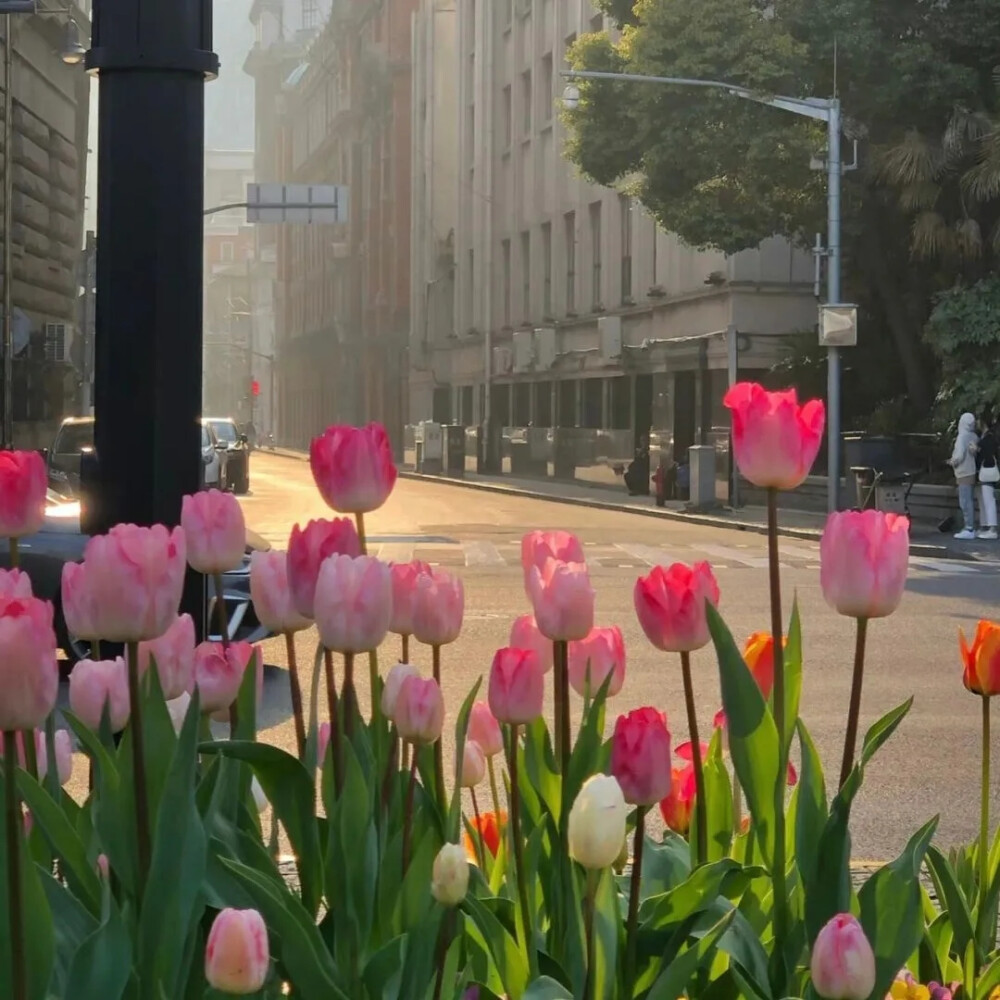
[[377, 543, 415, 564], [614, 543, 674, 566], [910, 557, 982, 574], [776, 543, 822, 561], [464, 541, 506, 566], [690, 544, 777, 569]]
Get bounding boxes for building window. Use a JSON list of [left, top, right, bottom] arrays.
[[521, 70, 532, 136], [619, 194, 633, 302], [589, 201, 602, 309], [502, 85, 512, 149], [302, 0, 320, 29], [520, 230, 531, 320], [539, 53, 553, 124], [541, 222, 552, 317], [502, 238, 512, 326], [221, 242, 234, 262], [564, 211, 576, 314]]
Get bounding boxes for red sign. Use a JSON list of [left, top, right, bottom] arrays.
[[251, 379, 261, 397]]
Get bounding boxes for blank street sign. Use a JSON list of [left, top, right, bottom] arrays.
[[246, 183, 349, 225]]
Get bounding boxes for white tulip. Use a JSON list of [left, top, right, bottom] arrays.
[[381, 662, 421, 722], [431, 843, 469, 906], [568, 774, 629, 870]]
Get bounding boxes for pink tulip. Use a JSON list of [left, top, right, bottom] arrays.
[[395, 675, 445, 745], [194, 641, 262, 716], [205, 908, 270, 994], [34, 728, 73, 786], [286, 517, 361, 618], [0, 449, 47, 538], [0, 568, 31, 599], [317, 721, 331, 766], [610, 707, 672, 806], [723, 381, 825, 490], [488, 646, 545, 725], [412, 568, 464, 646], [526, 560, 594, 642], [181, 490, 246, 575], [61, 524, 186, 642], [509, 614, 553, 673], [0, 595, 58, 731], [389, 560, 432, 637], [166, 692, 192, 734], [68, 657, 130, 732], [250, 550, 310, 634], [810, 913, 876, 1000], [820, 510, 909, 619], [568, 626, 626, 698], [381, 662, 421, 722], [137, 613, 195, 700], [634, 562, 720, 653], [460, 739, 486, 787], [309, 422, 398, 514], [313, 554, 392, 654], [521, 530, 585, 593], [467, 700, 503, 757]]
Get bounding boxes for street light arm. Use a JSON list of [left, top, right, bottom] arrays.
[[560, 69, 832, 122]]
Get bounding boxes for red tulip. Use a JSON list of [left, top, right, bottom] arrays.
[[509, 614, 553, 672], [250, 550, 310, 634], [412, 567, 464, 646], [205, 908, 270, 994], [0, 449, 47, 538], [610, 707, 672, 806], [0, 595, 58, 730], [313, 554, 392, 654], [467, 700, 503, 757], [309, 422, 398, 514], [389, 560, 432, 637], [286, 517, 361, 618], [568, 625, 626, 698], [464, 810, 506, 860], [68, 656, 130, 732], [659, 764, 696, 835], [526, 559, 594, 642], [488, 646, 545, 725], [137, 613, 196, 700], [181, 489, 246, 575], [810, 913, 876, 1000], [960, 621, 1000, 697], [521, 530, 585, 592], [724, 381, 825, 490], [820, 510, 909, 619], [634, 562, 720, 653], [395, 675, 445, 745], [194, 640, 262, 716], [61, 524, 186, 642]]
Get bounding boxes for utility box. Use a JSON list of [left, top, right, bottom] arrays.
[[444, 425, 465, 477], [416, 421, 443, 474], [688, 445, 718, 509]]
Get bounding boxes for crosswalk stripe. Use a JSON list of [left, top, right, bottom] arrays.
[[776, 543, 822, 561], [910, 557, 982, 575], [614, 543, 675, 566], [376, 543, 415, 564], [690, 544, 777, 569], [464, 541, 506, 566]]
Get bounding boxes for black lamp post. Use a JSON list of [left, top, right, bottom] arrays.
[[84, 0, 218, 631]]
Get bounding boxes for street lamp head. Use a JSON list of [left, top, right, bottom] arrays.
[[562, 84, 580, 110], [60, 19, 86, 66]]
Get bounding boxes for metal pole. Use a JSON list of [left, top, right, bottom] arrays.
[[2, 13, 12, 449], [826, 99, 842, 513]]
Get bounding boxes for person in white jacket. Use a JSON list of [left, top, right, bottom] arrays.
[[949, 412, 979, 539]]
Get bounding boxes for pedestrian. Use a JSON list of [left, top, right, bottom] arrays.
[[948, 411, 979, 540], [978, 413, 999, 540]]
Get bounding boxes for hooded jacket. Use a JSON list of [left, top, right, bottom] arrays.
[[950, 412, 979, 479]]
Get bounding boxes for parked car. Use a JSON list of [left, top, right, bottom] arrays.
[[0, 491, 272, 667], [202, 420, 227, 491], [204, 417, 250, 494]]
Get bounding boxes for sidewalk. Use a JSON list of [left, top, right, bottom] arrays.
[[268, 448, 996, 563]]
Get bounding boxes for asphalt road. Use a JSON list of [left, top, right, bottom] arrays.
[[60, 451, 1000, 864]]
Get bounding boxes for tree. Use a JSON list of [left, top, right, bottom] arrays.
[[563, 0, 1000, 414]]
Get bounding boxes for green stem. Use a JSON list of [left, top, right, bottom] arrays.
[[401, 748, 419, 875], [766, 488, 788, 961], [487, 755, 502, 819], [471, 786, 487, 872], [431, 907, 455, 1000], [284, 631, 306, 758], [126, 641, 151, 894], [355, 511, 367, 554], [981, 695, 991, 896], [839, 617, 869, 789], [681, 651, 707, 866], [342, 652, 357, 740], [506, 725, 536, 976], [21, 731, 36, 782], [323, 649, 342, 795], [432, 644, 445, 808], [551, 639, 564, 769], [43, 714, 60, 801], [554, 639, 570, 773], [401, 633, 409, 662], [624, 805, 647, 996], [4, 731, 25, 1000], [732, 780, 743, 837], [8, 535, 17, 569], [583, 868, 599, 1000]]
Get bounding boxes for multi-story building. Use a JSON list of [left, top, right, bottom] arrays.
[[409, 0, 816, 470]]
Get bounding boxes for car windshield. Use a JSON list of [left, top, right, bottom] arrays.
[[208, 421, 238, 443], [54, 423, 94, 455]]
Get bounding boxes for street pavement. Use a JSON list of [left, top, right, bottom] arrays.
[[60, 451, 1000, 865]]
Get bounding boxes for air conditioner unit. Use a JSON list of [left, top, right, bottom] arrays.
[[534, 326, 557, 369], [512, 329, 534, 372], [44, 322, 67, 363], [598, 314, 622, 360], [492, 345, 514, 375]]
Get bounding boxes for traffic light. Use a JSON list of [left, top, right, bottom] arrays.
[[251, 379, 260, 397]]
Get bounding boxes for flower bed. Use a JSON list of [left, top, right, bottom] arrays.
[[0, 398, 996, 999]]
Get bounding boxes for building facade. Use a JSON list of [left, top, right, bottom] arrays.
[[409, 0, 816, 467]]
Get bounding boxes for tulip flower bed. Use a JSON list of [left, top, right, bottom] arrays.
[[1, 398, 999, 999]]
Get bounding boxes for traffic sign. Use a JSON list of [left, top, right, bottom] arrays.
[[246, 183, 349, 225]]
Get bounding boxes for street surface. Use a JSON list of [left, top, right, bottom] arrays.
[[63, 452, 1000, 863]]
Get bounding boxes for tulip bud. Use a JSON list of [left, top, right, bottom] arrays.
[[309, 422, 398, 514], [137, 613, 196, 701], [314, 554, 392, 654], [251, 777, 268, 814], [412, 567, 464, 647], [634, 562, 720, 653], [460, 739, 486, 788], [286, 517, 361, 619], [395, 675, 445, 745], [182, 490, 247, 575], [741, 631, 786, 700], [250, 550, 311, 635], [488, 646, 545, 726], [521, 530, 585, 594], [431, 843, 470, 906], [568, 626, 626, 698], [610, 707, 672, 806], [960, 620, 1000, 697], [810, 913, 876, 1000], [567, 774, 629, 870], [526, 559, 595, 642], [0, 450, 46, 538], [381, 662, 421, 722], [389, 560, 432, 637], [68, 656, 130, 733], [205, 908, 270, 994], [96, 854, 109, 879], [467, 700, 503, 757], [509, 613, 553, 673], [0, 595, 58, 731]]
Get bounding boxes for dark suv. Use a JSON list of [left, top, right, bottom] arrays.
[[204, 417, 250, 494]]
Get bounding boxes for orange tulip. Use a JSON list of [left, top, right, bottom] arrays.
[[464, 809, 507, 861], [960, 621, 1000, 696], [659, 765, 695, 836], [742, 631, 787, 700]]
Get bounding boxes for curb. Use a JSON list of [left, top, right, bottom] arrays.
[[264, 450, 977, 563]]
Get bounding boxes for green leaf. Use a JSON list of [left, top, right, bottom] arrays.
[[201, 740, 323, 916], [362, 934, 407, 1000], [925, 845, 977, 968], [639, 858, 745, 928], [303, 641, 326, 776], [566, 671, 614, 817], [65, 879, 132, 1000], [859, 815, 940, 1000], [975, 952, 1000, 1000], [522, 978, 574, 999], [522, 717, 561, 826], [719, 908, 774, 1000], [592, 867, 621, 1000], [38, 866, 98, 996], [794, 720, 828, 892], [463, 893, 531, 999], [646, 909, 736, 1000], [448, 677, 483, 843], [708, 604, 780, 867], [860, 697, 913, 768], [782, 601, 803, 756], [234, 644, 260, 741], [697, 730, 733, 865]]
